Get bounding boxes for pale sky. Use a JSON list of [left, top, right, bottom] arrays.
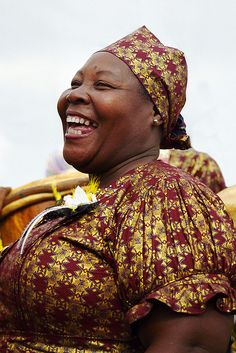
[[0, 0, 236, 187]]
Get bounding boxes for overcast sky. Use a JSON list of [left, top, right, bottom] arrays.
[[1, 0, 236, 188]]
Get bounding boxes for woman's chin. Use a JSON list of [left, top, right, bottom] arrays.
[[63, 151, 82, 169], [62, 152, 92, 174]]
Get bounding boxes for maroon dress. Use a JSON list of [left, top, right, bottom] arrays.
[[0, 161, 235, 352]]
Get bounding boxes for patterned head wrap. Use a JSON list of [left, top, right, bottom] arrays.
[[99, 26, 191, 149]]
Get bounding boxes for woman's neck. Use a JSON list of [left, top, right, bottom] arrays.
[[97, 150, 159, 188]]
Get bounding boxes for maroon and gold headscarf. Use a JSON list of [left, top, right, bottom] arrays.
[[99, 25, 190, 149]]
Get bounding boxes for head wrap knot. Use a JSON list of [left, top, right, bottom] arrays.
[[99, 25, 190, 149]]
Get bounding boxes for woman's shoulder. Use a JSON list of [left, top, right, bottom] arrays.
[[102, 159, 220, 196], [148, 161, 229, 215], [100, 159, 222, 211], [130, 159, 214, 195]]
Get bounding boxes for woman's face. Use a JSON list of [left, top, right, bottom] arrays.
[[57, 52, 159, 174]]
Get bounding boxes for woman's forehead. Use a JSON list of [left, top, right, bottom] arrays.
[[75, 52, 134, 80]]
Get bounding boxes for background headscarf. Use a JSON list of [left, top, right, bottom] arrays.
[[99, 25, 190, 149]]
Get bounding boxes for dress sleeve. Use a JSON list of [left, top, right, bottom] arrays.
[[111, 175, 236, 325]]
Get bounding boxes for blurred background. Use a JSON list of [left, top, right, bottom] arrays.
[[0, 0, 236, 187]]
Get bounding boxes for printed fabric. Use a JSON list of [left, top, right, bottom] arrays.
[[168, 148, 226, 193], [0, 160, 235, 352]]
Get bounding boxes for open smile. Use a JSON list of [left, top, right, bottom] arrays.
[[65, 115, 98, 137]]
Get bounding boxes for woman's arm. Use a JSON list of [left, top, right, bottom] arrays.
[[136, 301, 233, 353]]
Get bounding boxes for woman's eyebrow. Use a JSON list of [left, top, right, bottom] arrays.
[[74, 70, 83, 78], [95, 70, 122, 83], [73, 69, 122, 83]]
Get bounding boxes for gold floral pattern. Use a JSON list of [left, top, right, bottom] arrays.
[[168, 148, 226, 193], [0, 161, 235, 352]]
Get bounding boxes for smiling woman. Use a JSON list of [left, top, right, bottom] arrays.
[[57, 51, 163, 179], [0, 26, 235, 353]]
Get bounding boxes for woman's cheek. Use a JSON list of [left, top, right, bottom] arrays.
[[57, 89, 70, 117]]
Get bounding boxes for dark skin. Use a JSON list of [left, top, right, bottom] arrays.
[[57, 52, 163, 187], [57, 52, 234, 352], [136, 302, 233, 353]]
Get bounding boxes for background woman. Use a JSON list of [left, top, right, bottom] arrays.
[[159, 145, 226, 193]]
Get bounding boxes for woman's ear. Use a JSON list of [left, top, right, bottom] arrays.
[[152, 114, 163, 127], [152, 105, 163, 126]]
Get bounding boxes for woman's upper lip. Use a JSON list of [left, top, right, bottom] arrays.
[[66, 109, 90, 120]]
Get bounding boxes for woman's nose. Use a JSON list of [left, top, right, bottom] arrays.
[[66, 86, 90, 104]]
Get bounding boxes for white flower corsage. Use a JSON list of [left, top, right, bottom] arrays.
[[63, 185, 97, 210], [18, 177, 99, 255]]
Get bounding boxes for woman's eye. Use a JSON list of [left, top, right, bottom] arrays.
[[71, 81, 81, 89], [95, 81, 113, 89]]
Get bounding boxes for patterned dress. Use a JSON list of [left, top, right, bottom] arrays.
[[0, 160, 235, 352]]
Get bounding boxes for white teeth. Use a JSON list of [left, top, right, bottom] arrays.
[[66, 115, 97, 127], [68, 127, 82, 135], [67, 116, 79, 123]]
